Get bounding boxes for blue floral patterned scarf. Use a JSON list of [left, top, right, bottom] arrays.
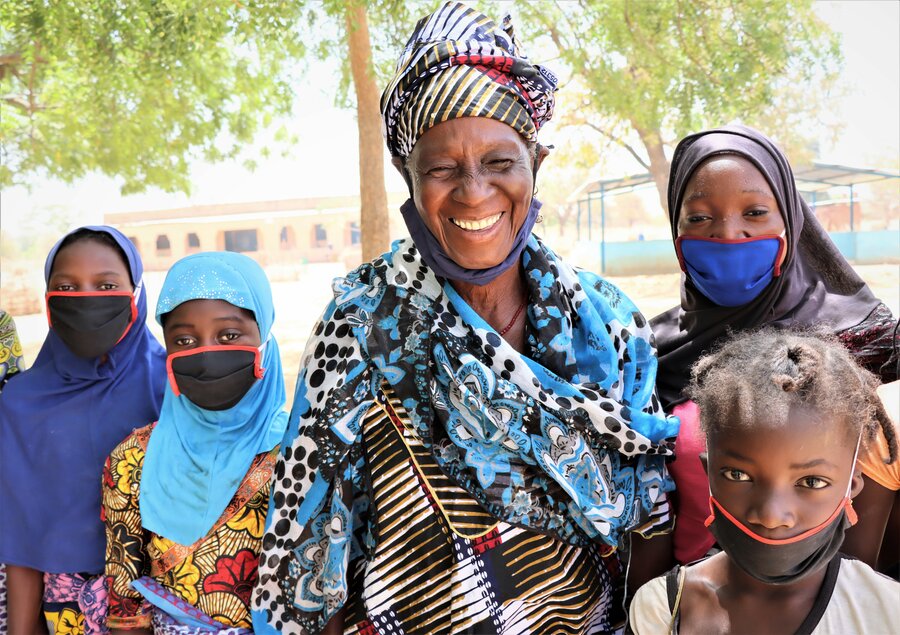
[[265, 236, 676, 551]]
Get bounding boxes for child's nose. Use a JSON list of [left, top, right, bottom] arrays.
[[745, 494, 796, 532]]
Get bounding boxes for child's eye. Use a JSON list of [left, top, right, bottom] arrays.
[[721, 468, 750, 482], [685, 213, 711, 224], [54, 283, 76, 292], [219, 331, 242, 343], [744, 208, 770, 217], [173, 335, 196, 347], [98, 283, 119, 291], [797, 476, 829, 489]]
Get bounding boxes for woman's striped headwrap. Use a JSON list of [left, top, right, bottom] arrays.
[[381, 2, 558, 158]]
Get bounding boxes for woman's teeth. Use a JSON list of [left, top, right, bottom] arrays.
[[450, 213, 502, 231]]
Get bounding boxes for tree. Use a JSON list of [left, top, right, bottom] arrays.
[[0, 0, 306, 194], [302, 0, 424, 261], [344, 5, 388, 261], [521, 0, 841, 212]]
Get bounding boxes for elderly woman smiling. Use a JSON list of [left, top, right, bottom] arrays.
[[253, 3, 678, 634]]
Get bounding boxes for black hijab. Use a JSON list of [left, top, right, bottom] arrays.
[[652, 125, 881, 409]]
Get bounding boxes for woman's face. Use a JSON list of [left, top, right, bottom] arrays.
[[48, 239, 133, 292], [677, 155, 785, 240], [162, 299, 260, 354], [705, 408, 861, 541], [402, 117, 541, 270]]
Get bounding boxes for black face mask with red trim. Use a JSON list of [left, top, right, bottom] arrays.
[[46, 291, 138, 359], [704, 437, 861, 586], [167, 345, 264, 411]]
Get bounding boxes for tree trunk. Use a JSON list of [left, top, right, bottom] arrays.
[[345, 4, 390, 262], [631, 121, 670, 216]]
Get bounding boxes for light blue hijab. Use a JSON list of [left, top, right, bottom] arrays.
[[140, 251, 288, 545]]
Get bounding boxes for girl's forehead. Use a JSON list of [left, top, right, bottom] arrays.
[[707, 413, 857, 468], [686, 154, 771, 191], [50, 239, 130, 276], [163, 298, 255, 328]]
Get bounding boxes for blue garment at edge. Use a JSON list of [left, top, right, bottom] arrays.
[[0, 226, 166, 572]]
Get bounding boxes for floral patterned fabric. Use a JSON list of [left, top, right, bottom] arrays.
[[254, 236, 678, 633], [102, 424, 276, 631], [42, 572, 108, 635], [0, 310, 25, 389], [0, 309, 24, 635]]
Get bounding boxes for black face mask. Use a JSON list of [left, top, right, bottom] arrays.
[[168, 347, 262, 411], [46, 292, 136, 359], [704, 495, 854, 585]]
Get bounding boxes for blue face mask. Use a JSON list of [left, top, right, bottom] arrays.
[[676, 235, 786, 307]]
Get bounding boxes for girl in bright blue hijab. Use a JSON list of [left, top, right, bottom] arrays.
[[101, 251, 287, 633]]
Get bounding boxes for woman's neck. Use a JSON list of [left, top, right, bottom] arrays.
[[449, 265, 529, 351]]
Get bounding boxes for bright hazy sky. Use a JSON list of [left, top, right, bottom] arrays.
[[1, 0, 897, 236]]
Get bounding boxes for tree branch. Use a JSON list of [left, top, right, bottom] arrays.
[[582, 121, 651, 171], [1, 95, 43, 113]]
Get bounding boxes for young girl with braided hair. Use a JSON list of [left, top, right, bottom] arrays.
[[629, 328, 899, 634]]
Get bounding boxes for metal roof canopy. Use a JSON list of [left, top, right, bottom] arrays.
[[574, 162, 899, 200], [572, 161, 899, 273]]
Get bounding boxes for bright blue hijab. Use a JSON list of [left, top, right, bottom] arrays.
[[140, 251, 288, 546], [0, 226, 166, 573]]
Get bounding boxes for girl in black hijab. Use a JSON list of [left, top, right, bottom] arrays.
[[651, 125, 898, 566]]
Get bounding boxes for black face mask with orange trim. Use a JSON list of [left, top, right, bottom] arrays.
[[167, 346, 264, 411], [46, 291, 137, 359]]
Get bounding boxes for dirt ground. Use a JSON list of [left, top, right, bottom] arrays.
[[13, 263, 899, 410]]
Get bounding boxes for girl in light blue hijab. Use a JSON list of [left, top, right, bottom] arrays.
[[101, 251, 287, 633]]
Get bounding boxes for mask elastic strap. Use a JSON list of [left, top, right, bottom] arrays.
[[842, 433, 863, 525]]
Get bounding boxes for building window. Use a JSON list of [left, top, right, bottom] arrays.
[[186, 232, 201, 250], [224, 229, 258, 253], [312, 224, 328, 248], [279, 226, 296, 250], [156, 234, 171, 255], [349, 222, 361, 246]]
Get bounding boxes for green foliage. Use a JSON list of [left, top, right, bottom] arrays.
[[0, 0, 307, 194], [521, 0, 841, 177]]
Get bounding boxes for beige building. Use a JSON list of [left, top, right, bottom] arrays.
[[104, 195, 406, 271]]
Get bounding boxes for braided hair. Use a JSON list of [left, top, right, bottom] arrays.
[[687, 327, 896, 464]]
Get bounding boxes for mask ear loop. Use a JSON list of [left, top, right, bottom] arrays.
[[844, 432, 863, 525], [256, 334, 271, 379]]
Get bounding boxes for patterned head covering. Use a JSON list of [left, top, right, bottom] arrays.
[[381, 1, 558, 158]]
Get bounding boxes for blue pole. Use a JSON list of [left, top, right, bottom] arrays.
[[587, 194, 593, 242], [849, 184, 855, 232], [600, 184, 607, 274], [577, 200, 582, 241]]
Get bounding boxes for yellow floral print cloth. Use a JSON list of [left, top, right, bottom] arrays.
[[102, 424, 276, 630]]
